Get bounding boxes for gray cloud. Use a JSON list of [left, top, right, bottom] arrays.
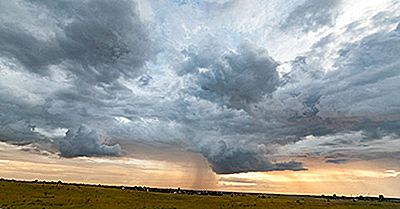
[[236, 23, 400, 167], [196, 139, 305, 174], [60, 125, 122, 157], [0, 0, 153, 156], [1, 0, 153, 82], [278, 131, 400, 164], [280, 0, 342, 33], [180, 43, 279, 110], [325, 159, 350, 164]]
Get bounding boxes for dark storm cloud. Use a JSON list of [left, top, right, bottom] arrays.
[[1, 0, 152, 81], [0, 26, 60, 71], [180, 43, 279, 109], [0, 0, 153, 156], [60, 125, 122, 157], [174, 43, 308, 173], [197, 139, 305, 174]]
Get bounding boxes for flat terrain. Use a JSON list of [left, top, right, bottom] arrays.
[[1, 180, 400, 209]]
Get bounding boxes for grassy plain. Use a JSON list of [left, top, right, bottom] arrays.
[[1, 180, 400, 209]]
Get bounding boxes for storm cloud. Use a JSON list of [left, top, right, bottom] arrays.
[[60, 125, 122, 157], [179, 43, 279, 109], [1, 0, 400, 174], [0, 0, 153, 155]]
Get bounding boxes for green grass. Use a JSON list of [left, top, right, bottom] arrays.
[[0, 180, 399, 209]]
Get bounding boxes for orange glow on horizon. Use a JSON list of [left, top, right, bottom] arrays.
[[0, 142, 399, 197]]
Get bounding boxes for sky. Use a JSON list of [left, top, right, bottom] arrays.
[[0, 0, 400, 196]]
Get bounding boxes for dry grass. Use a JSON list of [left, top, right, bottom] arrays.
[[1, 180, 399, 209]]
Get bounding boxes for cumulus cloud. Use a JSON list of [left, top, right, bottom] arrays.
[[60, 125, 122, 157], [180, 43, 279, 109], [196, 138, 305, 174], [1, 0, 400, 174]]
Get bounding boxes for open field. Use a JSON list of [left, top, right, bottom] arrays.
[[1, 180, 400, 209]]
